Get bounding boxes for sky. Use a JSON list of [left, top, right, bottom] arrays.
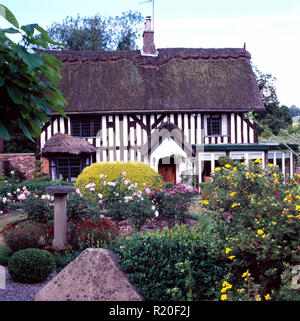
[[1, 0, 300, 108]]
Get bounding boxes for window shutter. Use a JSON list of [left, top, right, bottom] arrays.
[[221, 114, 227, 136], [204, 115, 208, 136]]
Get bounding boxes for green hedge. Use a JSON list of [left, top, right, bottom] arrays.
[[112, 224, 226, 301]]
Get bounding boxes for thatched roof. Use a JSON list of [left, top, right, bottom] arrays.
[[45, 48, 264, 113], [42, 133, 97, 155]]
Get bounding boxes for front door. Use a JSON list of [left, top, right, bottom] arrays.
[[158, 157, 176, 184]]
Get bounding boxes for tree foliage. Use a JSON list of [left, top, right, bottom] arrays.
[[253, 67, 292, 136], [47, 11, 144, 51], [290, 105, 300, 118], [0, 4, 66, 142]]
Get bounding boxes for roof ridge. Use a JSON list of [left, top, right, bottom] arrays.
[[43, 47, 250, 63]]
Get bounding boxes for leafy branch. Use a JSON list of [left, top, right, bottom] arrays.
[[0, 3, 66, 142], [245, 112, 300, 161]]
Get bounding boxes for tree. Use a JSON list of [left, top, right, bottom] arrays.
[[253, 66, 292, 136], [46, 11, 144, 51], [290, 105, 300, 117], [0, 4, 66, 142]]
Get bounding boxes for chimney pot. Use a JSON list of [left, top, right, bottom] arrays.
[[145, 16, 152, 31], [142, 16, 156, 55]]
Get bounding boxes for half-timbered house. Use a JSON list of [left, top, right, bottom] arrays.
[[40, 17, 298, 184]]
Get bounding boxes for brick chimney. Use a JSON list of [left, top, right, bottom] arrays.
[[142, 16, 156, 56]]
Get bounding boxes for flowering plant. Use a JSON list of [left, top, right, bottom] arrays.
[[81, 172, 157, 230], [200, 160, 300, 300], [0, 220, 53, 252], [68, 216, 120, 250], [148, 183, 198, 222]]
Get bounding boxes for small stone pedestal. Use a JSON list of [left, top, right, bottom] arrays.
[[45, 186, 76, 249]]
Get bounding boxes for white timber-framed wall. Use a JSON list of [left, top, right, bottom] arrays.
[[40, 112, 297, 182]]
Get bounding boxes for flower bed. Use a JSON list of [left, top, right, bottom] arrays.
[[0, 164, 299, 301]]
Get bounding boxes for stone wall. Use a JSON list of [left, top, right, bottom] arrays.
[[0, 154, 49, 179]]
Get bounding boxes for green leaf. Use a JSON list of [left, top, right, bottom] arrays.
[[0, 120, 10, 140], [41, 53, 62, 68], [21, 24, 38, 36], [0, 27, 20, 34], [18, 119, 35, 142], [26, 53, 44, 69], [13, 45, 44, 69], [6, 85, 23, 104], [0, 4, 19, 29], [27, 117, 42, 136], [31, 95, 51, 114]]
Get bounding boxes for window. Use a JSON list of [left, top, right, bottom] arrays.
[[71, 117, 102, 137], [207, 115, 222, 136], [51, 156, 90, 182]]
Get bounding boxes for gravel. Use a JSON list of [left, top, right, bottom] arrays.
[[0, 266, 57, 301]]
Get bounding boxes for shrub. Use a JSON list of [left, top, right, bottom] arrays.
[[67, 192, 103, 221], [0, 246, 14, 266], [199, 160, 300, 300], [95, 174, 157, 228], [21, 195, 54, 223], [75, 161, 163, 196], [148, 184, 198, 222], [68, 216, 120, 250], [0, 221, 53, 252], [112, 224, 226, 301], [52, 246, 82, 273], [8, 248, 56, 283]]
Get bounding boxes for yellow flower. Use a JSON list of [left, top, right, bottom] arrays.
[[268, 163, 274, 167], [272, 221, 277, 225], [233, 167, 237, 171], [220, 294, 227, 301], [221, 281, 232, 293], [254, 159, 261, 164], [225, 248, 231, 254], [296, 205, 300, 211], [255, 295, 261, 301], [231, 203, 239, 208], [265, 294, 271, 301], [242, 270, 249, 278], [230, 191, 237, 197], [228, 255, 236, 260], [215, 167, 221, 171], [257, 229, 264, 235], [224, 164, 231, 168], [203, 200, 209, 205], [222, 281, 231, 288]]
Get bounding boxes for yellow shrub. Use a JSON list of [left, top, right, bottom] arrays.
[[75, 161, 162, 194]]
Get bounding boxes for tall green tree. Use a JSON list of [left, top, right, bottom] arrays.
[[46, 11, 144, 51], [253, 66, 292, 136], [0, 4, 66, 142]]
